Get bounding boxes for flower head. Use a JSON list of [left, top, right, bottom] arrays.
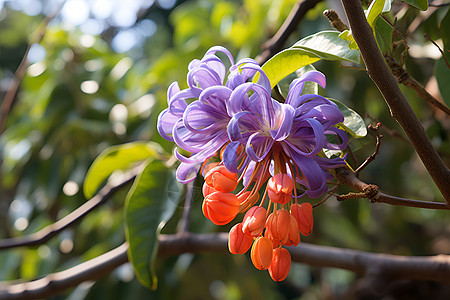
[[158, 46, 350, 282], [157, 46, 269, 183]]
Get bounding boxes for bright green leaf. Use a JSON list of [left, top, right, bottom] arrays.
[[366, 0, 387, 27], [292, 31, 361, 63], [435, 57, 450, 107], [83, 141, 163, 199], [262, 31, 360, 88], [125, 159, 181, 290], [329, 99, 367, 138], [402, 0, 428, 11], [260, 49, 321, 89]]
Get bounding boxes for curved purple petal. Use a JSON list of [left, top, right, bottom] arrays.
[[176, 162, 201, 183]]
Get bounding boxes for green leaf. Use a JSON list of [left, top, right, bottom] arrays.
[[366, 0, 387, 27], [125, 159, 181, 290], [329, 99, 367, 138], [83, 141, 163, 199], [441, 8, 450, 53], [435, 57, 450, 107], [402, 0, 428, 11], [262, 31, 360, 88], [260, 49, 321, 89], [373, 16, 394, 54]]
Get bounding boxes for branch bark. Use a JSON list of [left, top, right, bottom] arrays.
[[1, 233, 449, 299], [340, 0, 450, 204], [255, 0, 323, 65], [0, 175, 135, 250], [335, 167, 450, 210]]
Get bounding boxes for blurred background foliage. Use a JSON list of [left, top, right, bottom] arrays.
[[0, 0, 449, 299]]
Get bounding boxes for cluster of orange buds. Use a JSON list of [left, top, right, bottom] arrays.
[[201, 162, 314, 282]]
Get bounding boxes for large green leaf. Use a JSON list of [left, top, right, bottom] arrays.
[[441, 8, 450, 53], [125, 159, 181, 290], [329, 99, 367, 138], [83, 141, 163, 199], [261, 31, 360, 88], [435, 57, 450, 107], [373, 16, 394, 54], [403, 0, 428, 11]]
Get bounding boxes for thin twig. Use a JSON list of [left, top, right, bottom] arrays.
[[385, 55, 450, 115], [313, 186, 339, 208], [0, 175, 135, 250], [335, 167, 450, 210], [0, 1, 66, 134], [424, 33, 450, 68], [255, 0, 323, 65], [355, 123, 384, 177], [340, 0, 450, 204], [1, 233, 449, 299]]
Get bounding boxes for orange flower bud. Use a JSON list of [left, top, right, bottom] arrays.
[[267, 174, 294, 205], [250, 237, 273, 270], [202, 181, 217, 197], [237, 191, 259, 205], [228, 223, 253, 254], [202, 192, 240, 225], [204, 165, 238, 193], [265, 209, 290, 245], [268, 247, 291, 282], [264, 228, 280, 248], [284, 215, 300, 247], [242, 206, 267, 237], [202, 162, 219, 177], [290, 202, 313, 236]]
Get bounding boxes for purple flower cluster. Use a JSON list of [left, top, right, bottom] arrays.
[[158, 46, 347, 198]]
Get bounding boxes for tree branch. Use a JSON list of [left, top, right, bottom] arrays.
[[340, 0, 450, 204], [1, 233, 449, 299], [335, 167, 450, 210], [0, 175, 135, 250], [385, 55, 450, 116], [255, 0, 323, 65], [0, 1, 66, 135]]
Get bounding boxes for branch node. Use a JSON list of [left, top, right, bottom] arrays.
[[323, 9, 348, 32]]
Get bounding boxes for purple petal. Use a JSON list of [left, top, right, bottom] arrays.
[[176, 162, 201, 183], [245, 132, 274, 162], [223, 141, 241, 173], [270, 102, 295, 141], [287, 149, 327, 198]]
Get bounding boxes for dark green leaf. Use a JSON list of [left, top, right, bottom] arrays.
[[373, 16, 394, 54], [435, 57, 450, 107], [402, 0, 428, 11], [83, 141, 163, 199], [441, 8, 450, 52], [125, 159, 181, 290]]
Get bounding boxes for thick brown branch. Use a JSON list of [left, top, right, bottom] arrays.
[[1, 233, 449, 299], [256, 0, 323, 65], [0, 175, 135, 250], [340, 0, 450, 204], [335, 167, 450, 210]]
